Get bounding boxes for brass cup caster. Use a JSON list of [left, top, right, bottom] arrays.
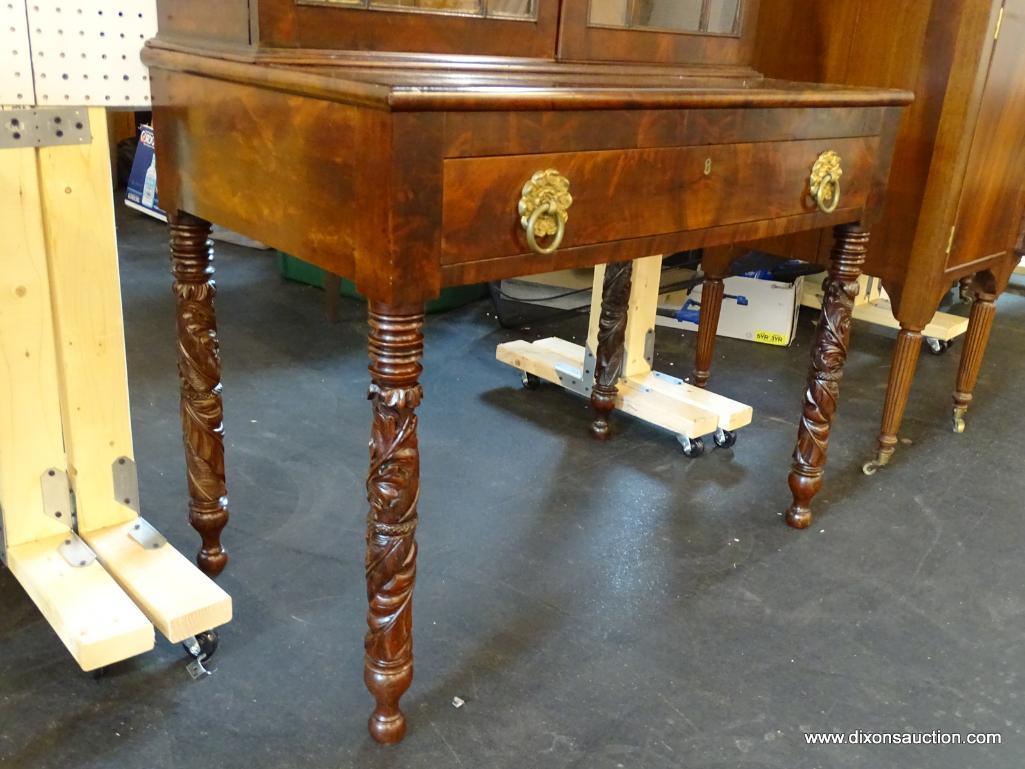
[[952, 406, 967, 434], [862, 444, 896, 475]]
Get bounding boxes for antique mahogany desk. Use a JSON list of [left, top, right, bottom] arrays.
[[695, 0, 1025, 485], [145, 0, 910, 743]]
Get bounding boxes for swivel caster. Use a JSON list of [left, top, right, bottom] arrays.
[[952, 407, 967, 434], [676, 434, 705, 458], [925, 337, 951, 355], [713, 428, 737, 449], [521, 371, 541, 390], [182, 629, 219, 679]]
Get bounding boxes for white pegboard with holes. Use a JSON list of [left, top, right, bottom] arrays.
[[1, 0, 35, 104], [1, 1, 158, 108]]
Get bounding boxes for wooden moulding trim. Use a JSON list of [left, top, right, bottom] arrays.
[[149, 37, 763, 77], [439, 207, 864, 286], [943, 250, 1014, 280], [143, 44, 913, 113], [143, 46, 394, 110]]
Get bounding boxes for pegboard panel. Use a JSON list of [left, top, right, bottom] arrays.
[[1, 1, 35, 105], [25, 2, 158, 108]]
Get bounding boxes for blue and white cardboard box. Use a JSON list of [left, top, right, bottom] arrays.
[[125, 124, 166, 222]]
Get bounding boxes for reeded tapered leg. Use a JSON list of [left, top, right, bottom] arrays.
[[786, 224, 868, 529], [364, 303, 424, 745], [590, 261, 633, 440], [170, 212, 229, 577], [952, 291, 996, 433], [863, 325, 923, 474], [693, 274, 725, 388]]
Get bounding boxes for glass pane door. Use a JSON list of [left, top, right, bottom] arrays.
[[322, 0, 536, 19], [265, 0, 557, 56], [589, 0, 740, 35], [559, 0, 757, 66]]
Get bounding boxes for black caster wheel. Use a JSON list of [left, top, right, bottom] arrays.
[[183, 629, 219, 662], [713, 428, 737, 449], [676, 434, 705, 458], [521, 371, 541, 390], [925, 337, 952, 355]]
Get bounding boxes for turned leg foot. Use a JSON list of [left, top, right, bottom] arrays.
[[952, 290, 996, 434], [693, 275, 725, 389], [863, 326, 923, 475], [786, 224, 868, 528], [590, 261, 633, 440], [169, 212, 229, 577], [364, 303, 424, 744]]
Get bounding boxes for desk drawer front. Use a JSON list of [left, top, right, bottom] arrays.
[[442, 136, 878, 264]]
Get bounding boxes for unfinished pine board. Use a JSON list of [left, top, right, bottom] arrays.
[[802, 284, 969, 341], [615, 379, 720, 438], [84, 518, 233, 643], [585, 256, 664, 379], [585, 263, 607, 362], [622, 256, 663, 378], [36, 107, 137, 533], [520, 336, 750, 430], [497, 338, 721, 438], [630, 371, 752, 431], [498, 338, 593, 392], [6, 534, 154, 671], [0, 145, 71, 549]]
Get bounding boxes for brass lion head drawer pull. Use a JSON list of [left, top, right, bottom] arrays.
[[519, 169, 573, 255], [810, 150, 843, 214]]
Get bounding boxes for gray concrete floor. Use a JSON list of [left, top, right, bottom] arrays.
[[2, 206, 1025, 769]]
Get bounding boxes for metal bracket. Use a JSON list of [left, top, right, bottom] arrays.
[[183, 637, 212, 679], [40, 468, 76, 530], [583, 345, 597, 380], [128, 517, 166, 551], [58, 532, 97, 568], [186, 657, 211, 679], [1, 108, 92, 150], [112, 457, 140, 514], [644, 328, 656, 366]]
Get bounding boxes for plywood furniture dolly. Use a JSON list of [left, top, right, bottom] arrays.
[[696, 0, 1025, 490], [497, 255, 752, 456], [145, 0, 910, 743]]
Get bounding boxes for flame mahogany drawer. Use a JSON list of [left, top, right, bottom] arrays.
[[441, 136, 879, 265]]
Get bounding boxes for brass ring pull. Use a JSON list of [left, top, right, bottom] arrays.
[[519, 169, 573, 256], [810, 150, 843, 214], [525, 202, 566, 255]]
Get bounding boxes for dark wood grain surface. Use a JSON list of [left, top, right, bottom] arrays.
[[150, 0, 911, 743]]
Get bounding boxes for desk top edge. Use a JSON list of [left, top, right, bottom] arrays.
[[143, 41, 914, 113]]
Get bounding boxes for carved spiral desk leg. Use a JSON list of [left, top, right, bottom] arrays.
[[865, 325, 923, 474], [170, 212, 229, 577], [952, 291, 996, 434], [364, 303, 424, 745], [693, 275, 725, 389], [590, 261, 633, 440], [785, 224, 868, 529]]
